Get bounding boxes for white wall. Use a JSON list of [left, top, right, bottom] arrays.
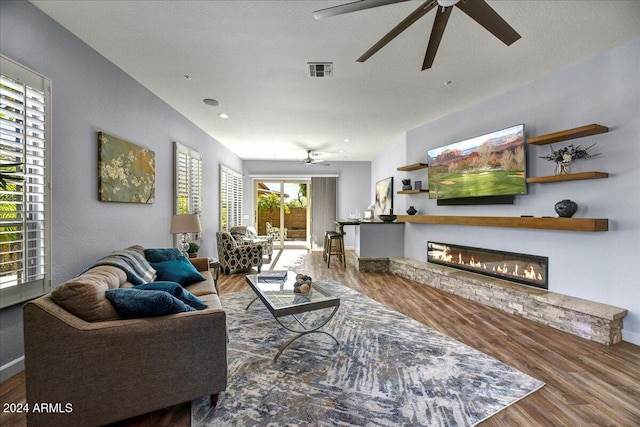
[[0, 0, 243, 374], [371, 134, 407, 214], [374, 37, 640, 345]]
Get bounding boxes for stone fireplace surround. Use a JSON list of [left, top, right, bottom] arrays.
[[364, 257, 627, 345]]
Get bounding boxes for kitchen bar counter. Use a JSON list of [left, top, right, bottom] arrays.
[[333, 219, 405, 271], [333, 218, 405, 234]]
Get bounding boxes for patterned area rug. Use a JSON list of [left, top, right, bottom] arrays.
[[192, 281, 543, 426]]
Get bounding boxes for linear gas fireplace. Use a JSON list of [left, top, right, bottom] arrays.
[[427, 241, 548, 290]]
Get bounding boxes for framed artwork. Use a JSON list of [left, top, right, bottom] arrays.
[[98, 132, 155, 203], [374, 177, 393, 216]]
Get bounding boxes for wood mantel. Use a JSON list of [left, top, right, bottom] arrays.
[[396, 215, 608, 232]]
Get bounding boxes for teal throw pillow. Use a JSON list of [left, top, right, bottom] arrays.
[[134, 281, 208, 310], [105, 288, 196, 319], [144, 248, 183, 263], [150, 256, 206, 286]]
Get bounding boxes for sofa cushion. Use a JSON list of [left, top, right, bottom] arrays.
[[144, 247, 183, 263], [184, 271, 216, 297], [51, 267, 124, 322], [134, 281, 208, 310], [150, 256, 206, 286], [105, 288, 196, 318]]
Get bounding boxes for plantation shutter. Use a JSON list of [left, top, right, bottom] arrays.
[[174, 141, 202, 215], [174, 142, 202, 241], [0, 55, 51, 308], [220, 165, 242, 231]]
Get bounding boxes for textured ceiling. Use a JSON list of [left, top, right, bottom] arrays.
[[31, 0, 640, 161]]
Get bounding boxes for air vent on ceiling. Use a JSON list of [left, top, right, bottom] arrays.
[[308, 62, 333, 77]]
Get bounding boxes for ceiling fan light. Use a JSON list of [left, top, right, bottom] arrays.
[[437, 0, 460, 7]]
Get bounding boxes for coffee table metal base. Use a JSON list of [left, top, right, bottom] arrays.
[[246, 297, 340, 361]]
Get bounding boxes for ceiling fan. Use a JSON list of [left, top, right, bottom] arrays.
[[302, 150, 330, 166], [313, 0, 521, 71]]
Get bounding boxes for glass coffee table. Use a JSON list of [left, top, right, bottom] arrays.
[[245, 271, 340, 361]]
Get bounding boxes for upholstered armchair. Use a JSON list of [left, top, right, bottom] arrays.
[[230, 226, 274, 261], [266, 221, 287, 241], [216, 231, 263, 274]]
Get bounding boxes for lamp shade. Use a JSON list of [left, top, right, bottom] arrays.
[[170, 214, 202, 234]]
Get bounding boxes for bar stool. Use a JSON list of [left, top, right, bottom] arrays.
[[326, 232, 345, 268], [323, 231, 336, 262]]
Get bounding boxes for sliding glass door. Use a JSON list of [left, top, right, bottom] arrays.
[[255, 180, 310, 249]]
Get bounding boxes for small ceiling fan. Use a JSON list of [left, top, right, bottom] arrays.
[[314, 0, 521, 71], [302, 150, 330, 166]]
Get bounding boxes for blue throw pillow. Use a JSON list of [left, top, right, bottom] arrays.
[[150, 256, 206, 286], [134, 281, 208, 310], [144, 248, 183, 263], [105, 288, 196, 319]]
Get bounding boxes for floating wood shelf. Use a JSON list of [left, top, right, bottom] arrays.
[[396, 215, 608, 232], [527, 171, 609, 183], [397, 163, 428, 171], [528, 124, 608, 146], [397, 189, 429, 194]]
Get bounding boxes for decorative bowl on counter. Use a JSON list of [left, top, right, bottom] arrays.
[[378, 214, 397, 223]]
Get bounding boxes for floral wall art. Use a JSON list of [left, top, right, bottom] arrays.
[[98, 132, 155, 203]]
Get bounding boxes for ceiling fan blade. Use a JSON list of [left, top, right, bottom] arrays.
[[314, 0, 411, 20], [422, 5, 452, 70], [455, 0, 521, 46], [357, 0, 438, 63]]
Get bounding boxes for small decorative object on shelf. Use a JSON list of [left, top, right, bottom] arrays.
[[401, 179, 412, 190], [294, 274, 312, 295], [406, 206, 418, 215], [378, 214, 397, 223], [414, 180, 422, 190], [554, 199, 578, 218], [539, 143, 600, 175]]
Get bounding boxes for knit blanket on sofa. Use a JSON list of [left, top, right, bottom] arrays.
[[83, 246, 156, 286]]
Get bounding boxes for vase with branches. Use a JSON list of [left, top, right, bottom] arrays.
[[539, 143, 600, 175]]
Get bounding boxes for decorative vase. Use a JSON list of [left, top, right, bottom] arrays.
[[556, 162, 571, 175], [401, 179, 412, 191], [406, 206, 417, 215], [554, 199, 578, 218]]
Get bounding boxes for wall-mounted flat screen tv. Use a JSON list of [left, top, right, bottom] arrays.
[[428, 124, 526, 200]]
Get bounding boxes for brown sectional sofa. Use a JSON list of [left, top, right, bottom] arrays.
[[23, 249, 227, 426]]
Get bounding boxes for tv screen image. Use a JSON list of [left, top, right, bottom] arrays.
[[428, 124, 526, 200]]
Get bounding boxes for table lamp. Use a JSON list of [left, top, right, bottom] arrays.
[[170, 214, 202, 256]]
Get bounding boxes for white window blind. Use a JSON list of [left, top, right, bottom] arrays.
[[220, 165, 242, 231], [1, 55, 51, 308], [174, 141, 202, 215], [174, 142, 202, 240]]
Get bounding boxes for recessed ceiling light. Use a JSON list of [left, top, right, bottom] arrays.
[[218, 113, 229, 119], [203, 98, 220, 106], [344, 138, 350, 142]]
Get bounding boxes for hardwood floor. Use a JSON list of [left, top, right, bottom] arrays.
[[2, 250, 639, 426]]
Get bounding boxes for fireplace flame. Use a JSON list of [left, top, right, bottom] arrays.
[[428, 243, 547, 288]]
